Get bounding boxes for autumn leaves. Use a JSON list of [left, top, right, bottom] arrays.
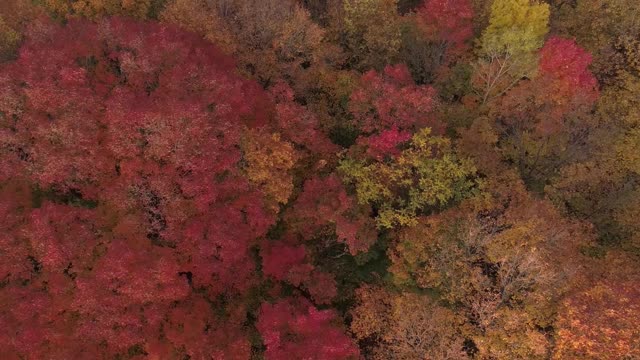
[[1, 0, 639, 359]]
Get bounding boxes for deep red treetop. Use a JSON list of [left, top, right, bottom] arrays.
[[498, 37, 599, 136], [0, 17, 280, 358], [349, 64, 442, 136], [154, 295, 252, 360], [288, 174, 377, 254], [260, 239, 338, 304], [416, 0, 474, 48], [261, 241, 313, 285], [0, 16, 277, 293], [0, 182, 33, 284], [539, 36, 599, 103], [257, 297, 361, 360], [269, 82, 338, 156], [0, 17, 269, 196], [358, 127, 412, 161]]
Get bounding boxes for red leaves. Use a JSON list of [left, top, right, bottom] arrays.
[[1, 22, 108, 195], [177, 197, 268, 296], [292, 175, 351, 228], [289, 174, 377, 254], [0, 18, 289, 358], [2, 17, 271, 199], [556, 279, 640, 359], [0, 183, 32, 283], [305, 271, 339, 305], [160, 296, 252, 360], [25, 202, 97, 271], [416, 0, 474, 48], [498, 37, 599, 137], [257, 298, 360, 360], [349, 64, 442, 135], [539, 36, 599, 103], [65, 241, 189, 352], [269, 82, 338, 156], [94, 241, 189, 303], [262, 242, 312, 284], [260, 240, 338, 304], [0, 4, 620, 360], [359, 127, 412, 160]]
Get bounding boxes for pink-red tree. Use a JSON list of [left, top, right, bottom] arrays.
[[539, 36, 599, 102], [0, 17, 280, 358], [416, 0, 474, 50], [499, 36, 599, 135], [348, 64, 442, 136], [287, 174, 377, 255], [257, 297, 360, 360], [260, 239, 338, 304], [268, 81, 338, 157]]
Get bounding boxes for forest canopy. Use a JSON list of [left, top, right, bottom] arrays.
[[0, 0, 639, 359]]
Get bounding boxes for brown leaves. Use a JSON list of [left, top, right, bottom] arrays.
[[351, 287, 469, 360], [159, 0, 237, 54], [384, 176, 594, 358], [43, 0, 151, 19], [555, 280, 640, 359]]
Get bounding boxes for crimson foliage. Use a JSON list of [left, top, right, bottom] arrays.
[[0, 18, 355, 359]]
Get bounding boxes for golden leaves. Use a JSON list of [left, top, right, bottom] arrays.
[[241, 130, 297, 206], [43, 0, 151, 19]]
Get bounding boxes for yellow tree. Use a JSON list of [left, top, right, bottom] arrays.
[[480, 0, 549, 56], [339, 128, 478, 228], [473, 0, 550, 103]]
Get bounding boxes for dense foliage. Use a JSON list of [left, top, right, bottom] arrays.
[[1, 0, 638, 359]]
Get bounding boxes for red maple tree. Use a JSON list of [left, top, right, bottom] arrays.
[[257, 297, 360, 360], [349, 64, 442, 136], [416, 0, 474, 49], [0, 17, 278, 358]]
